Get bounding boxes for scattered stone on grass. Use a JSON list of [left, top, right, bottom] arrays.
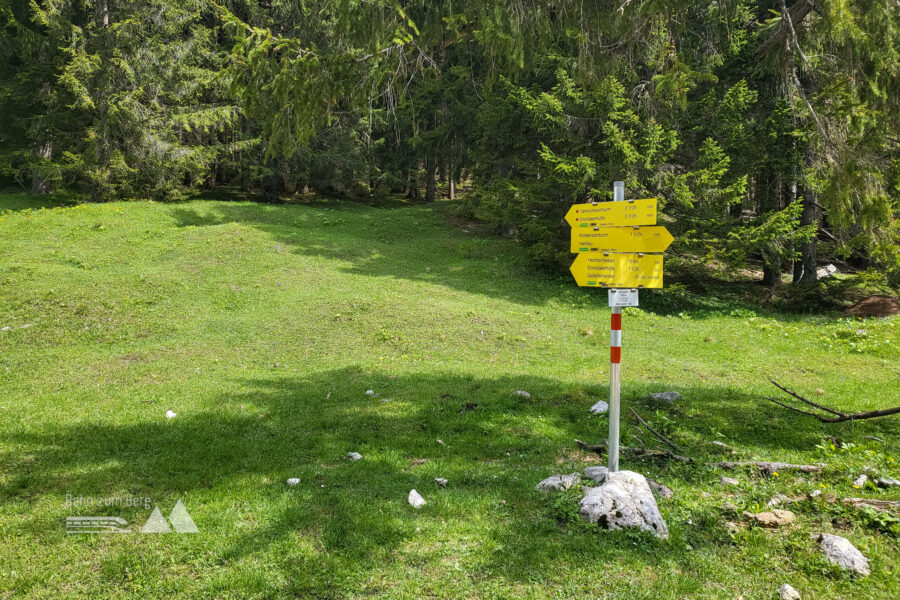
[[816, 264, 838, 279], [165, 410, 177, 419], [721, 476, 740, 486], [647, 479, 674, 499], [347, 452, 362, 461], [436, 439, 446, 446], [814, 533, 870, 576], [584, 466, 609, 484], [778, 583, 801, 600], [808, 489, 822, 499], [767, 493, 790, 507], [743, 509, 795, 528], [852, 474, 868, 488], [579, 471, 669, 539], [365, 389, 378, 397], [712, 461, 822, 475], [512, 390, 531, 399], [286, 478, 300, 486], [0, 326, 10, 332], [876, 477, 900, 488], [434, 478, 448, 487], [710, 440, 733, 452], [410, 458, 428, 466], [648, 391, 682, 405], [589, 400, 609, 415], [842, 497, 900, 512], [408, 489, 426, 508], [536, 472, 581, 491]]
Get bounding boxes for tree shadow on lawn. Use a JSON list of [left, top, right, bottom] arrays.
[[0, 192, 82, 212], [2, 369, 894, 594], [169, 202, 790, 320]]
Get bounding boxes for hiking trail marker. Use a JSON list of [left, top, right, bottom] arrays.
[[568, 182, 672, 472]]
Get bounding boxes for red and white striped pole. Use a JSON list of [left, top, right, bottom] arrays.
[[608, 180, 625, 472]]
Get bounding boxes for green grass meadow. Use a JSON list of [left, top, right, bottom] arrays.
[[0, 193, 898, 599]]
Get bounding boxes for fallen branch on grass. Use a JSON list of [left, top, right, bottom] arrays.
[[842, 497, 900, 513], [712, 461, 822, 475], [575, 439, 691, 463], [766, 380, 900, 422], [629, 408, 682, 452]]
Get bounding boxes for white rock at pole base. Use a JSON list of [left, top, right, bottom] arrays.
[[778, 584, 801, 600], [535, 472, 581, 491], [815, 533, 870, 576], [408, 489, 426, 508], [579, 470, 669, 538]]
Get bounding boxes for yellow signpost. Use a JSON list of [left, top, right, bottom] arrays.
[[564, 198, 657, 228], [570, 225, 674, 253], [569, 253, 664, 288]]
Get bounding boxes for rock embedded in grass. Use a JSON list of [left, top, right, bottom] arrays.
[[165, 410, 177, 419], [535, 472, 581, 491], [578, 471, 669, 539], [512, 390, 531, 399], [876, 477, 900, 488], [851, 474, 868, 488], [434, 477, 448, 487], [815, 533, 870, 576], [286, 478, 300, 486], [589, 400, 609, 415], [721, 476, 740, 486], [347, 452, 362, 461], [743, 509, 795, 528], [408, 489, 426, 508], [584, 466, 609, 484], [648, 391, 682, 405], [778, 583, 801, 600]]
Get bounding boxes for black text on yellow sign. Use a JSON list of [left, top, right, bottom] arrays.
[[569, 253, 664, 288], [570, 225, 673, 253], [564, 198, 657, 228]]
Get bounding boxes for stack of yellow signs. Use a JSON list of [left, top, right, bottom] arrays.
[[565, 198, 672, 288]]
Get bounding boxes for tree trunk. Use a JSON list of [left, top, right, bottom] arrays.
[[424, 158, 436, 203], [30, 142, 53, 195], [796, 190, 818, 284], [449, 178, 456, 200], [762, 258, 782, 287]]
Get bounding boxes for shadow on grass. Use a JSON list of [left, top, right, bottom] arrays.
[[3, 368, 894, 594], [0, 192, 82, 212]]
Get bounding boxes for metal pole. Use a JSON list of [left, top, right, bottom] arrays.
[[608, 180, 625, 472]]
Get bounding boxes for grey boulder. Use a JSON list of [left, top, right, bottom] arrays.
[[584, 466, 609, 484], [579, 470, 669, 538], [815, 533, 870, 576], [778, 584, 801, 600], [648, 391, 682, 405], [535, 472, 581, 491]]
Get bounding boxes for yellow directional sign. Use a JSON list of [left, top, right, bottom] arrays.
[[569, 253, 664, 288], [565, 198, 657, 228], [570, 225, 673, 253]]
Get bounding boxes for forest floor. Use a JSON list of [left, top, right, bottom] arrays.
[[0, 192, 898, 599]]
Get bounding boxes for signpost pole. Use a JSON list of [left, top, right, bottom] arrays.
[[608, 180, 625, 473]]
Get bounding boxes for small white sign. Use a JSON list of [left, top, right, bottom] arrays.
[[608, 288, 639, 307]]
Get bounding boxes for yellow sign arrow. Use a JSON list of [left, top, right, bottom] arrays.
[[570, 225, 673, 253], [565, 198, 657, 228], [569, 253, 664, 288]]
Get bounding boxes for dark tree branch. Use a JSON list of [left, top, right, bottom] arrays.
[[767, 381, 900, 422], [629, 408, 682, 452], [756, 0, 817, 58]]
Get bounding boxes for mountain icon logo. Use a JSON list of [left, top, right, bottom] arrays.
[[141, 500, 198, 533]]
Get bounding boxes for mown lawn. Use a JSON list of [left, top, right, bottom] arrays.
[[0, 192, 897, 599]]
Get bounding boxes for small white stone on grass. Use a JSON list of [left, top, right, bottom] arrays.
[[852, 474, 868, 488], [286, 478, 300, 486], [535, 473, 580, 491], [436, 439, 446, 446], [778, 584, 801, 600], [365, 390, 378, 397], [165, 410, 177, 419], [512, 390, 531, 399], [589, 400, 609, 415], [0, 326, 10, 332], [408, 489, 426, 508], [435, 477, 448, 487], [721, 476, 740, 486], [816, 533, 869, 576], [347, 452, 362, 461]]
